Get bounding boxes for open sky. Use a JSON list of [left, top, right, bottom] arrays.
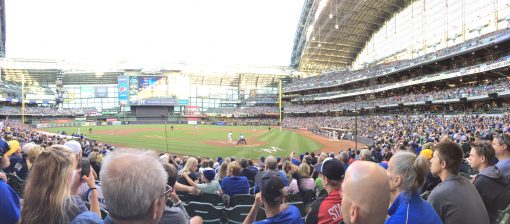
[[5, 0, 304, 67]]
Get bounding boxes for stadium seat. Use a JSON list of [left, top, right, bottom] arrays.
[[224, 205, 252, 224], [288, 192, 303, 202], [184, 201, 224, 224], [229, 194, 255, 207], [496, 199, 510, 224], [177, 191, 199, 203], [420, 191, 431, 200], [199, 193, 223, 206], [301, 189, 316, 205], [6, 173, 25, 197], [256, 207, 266, 221], [248, 180, 255, 188], [317, 189, 328, 197], [287, 202, 307, 218]]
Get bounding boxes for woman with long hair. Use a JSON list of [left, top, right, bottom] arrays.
[[215, 160, 229, 183], [21, 145, 100, 224], [177, 157, 199, 186]]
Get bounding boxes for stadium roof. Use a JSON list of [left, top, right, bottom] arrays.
[[291, 0, 414, 73]]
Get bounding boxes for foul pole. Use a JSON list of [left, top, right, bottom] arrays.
[[279, 79, 282, 131], [21, 73, 25, 124]]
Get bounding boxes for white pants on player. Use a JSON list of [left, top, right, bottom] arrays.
[[228, 136, 232, 143]]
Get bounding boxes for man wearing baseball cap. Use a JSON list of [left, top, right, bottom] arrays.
[[306, 158, 344, 224], [244, 172, 303, 224], [0, 137, 21, 224]]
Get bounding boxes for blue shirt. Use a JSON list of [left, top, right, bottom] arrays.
[[221, 176, 249, 196], [496, 158, 510, 185], [0, 179, 21, 224], [385, 192, 443, 224], [255, 205, 303, 224]]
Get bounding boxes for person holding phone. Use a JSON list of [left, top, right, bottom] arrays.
[[20, 145, 100, 224]]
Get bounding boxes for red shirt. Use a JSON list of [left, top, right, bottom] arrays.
[[306, 188, 343, 224]]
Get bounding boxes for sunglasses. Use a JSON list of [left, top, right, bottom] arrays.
[[160, 185, 172, 198]]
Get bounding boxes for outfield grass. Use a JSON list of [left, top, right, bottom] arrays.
[[41, 124, 322, 159]]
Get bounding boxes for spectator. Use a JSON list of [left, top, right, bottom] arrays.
[[72, 149, 170, 223], [378, 151, 392, 170], [297, 163, 314, 191], [221, 161, 249, 197], [338, 151, 350, 171], [243, 172, 303, 224], [240, 158, 257, 182], [427, 141, 489, 224], [159, 162, 203, 224], [469, 141, 510, 223], [88, 151, 102, 178], [283, 161, 299, 195], [306, 158, 345, 224], [195, 168, 223, 195], [420, 149, 441, 192], [492, 133, 510, 184], [178, 157, 199, 187], [385, 151, 442, 224], [341, 161, 390, 224], [4, 140, 21, 174], [0, 138, 20, 224], [22, 145, 100, 224], [64, 140, 83, 167], [215, 161, 229, 182], [253, 156, 289, 193]]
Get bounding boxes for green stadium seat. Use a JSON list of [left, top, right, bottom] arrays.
[[287, 202, 307, 218], [224, 205, 252, 224], [199, 193, 223, 206], [229, 194, 255, 207], [420, 191, 431, 200], [496, 198, 510, 224], [184, 201, 224, 224]]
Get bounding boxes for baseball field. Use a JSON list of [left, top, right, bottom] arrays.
[[41, 124, 357, 159]]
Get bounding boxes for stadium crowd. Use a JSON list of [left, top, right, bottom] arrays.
[[0, 114, 509, 224], [206, 107, 278, 116], [0, 106, 99, 116], [284, 28, 510, 92], [285, 77, 510, 113]]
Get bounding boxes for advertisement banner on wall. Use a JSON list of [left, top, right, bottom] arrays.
[[118, 76, 129, 105], [81, 86, 95, 98], [95, 87, 108, 98]]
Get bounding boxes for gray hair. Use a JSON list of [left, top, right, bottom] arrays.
[[389, 151, 429, 195], [339, 151, 349, 163], [265, 156, 277, 170], [360, 149, 371, 161], [100, 150, 168, 220]]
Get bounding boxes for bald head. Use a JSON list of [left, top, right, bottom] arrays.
[[101, 150, 167, 222], [341, 161, 390, 224]]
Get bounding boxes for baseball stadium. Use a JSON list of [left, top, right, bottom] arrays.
[[1, 0, 510, 224]]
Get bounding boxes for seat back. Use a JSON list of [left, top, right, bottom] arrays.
[[200, 193, 223, 206], [184, 202, 224, 224], [287, 202, 307, 218], [496, 201, 510, 224], [301, 189, 316, 205], [229, 194, 255, 207], [225, 205, 252, 224]]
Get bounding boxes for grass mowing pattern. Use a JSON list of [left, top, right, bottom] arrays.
[[41, 124, 322, 159]]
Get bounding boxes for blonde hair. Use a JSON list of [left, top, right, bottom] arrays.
[[227, 161, 241, 176], [298, 163, 310, 178], [182, 157, 198, 175], [21, 145, 80, 224], [217, 161, 229, 181], [27, 145, 44, 167]]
